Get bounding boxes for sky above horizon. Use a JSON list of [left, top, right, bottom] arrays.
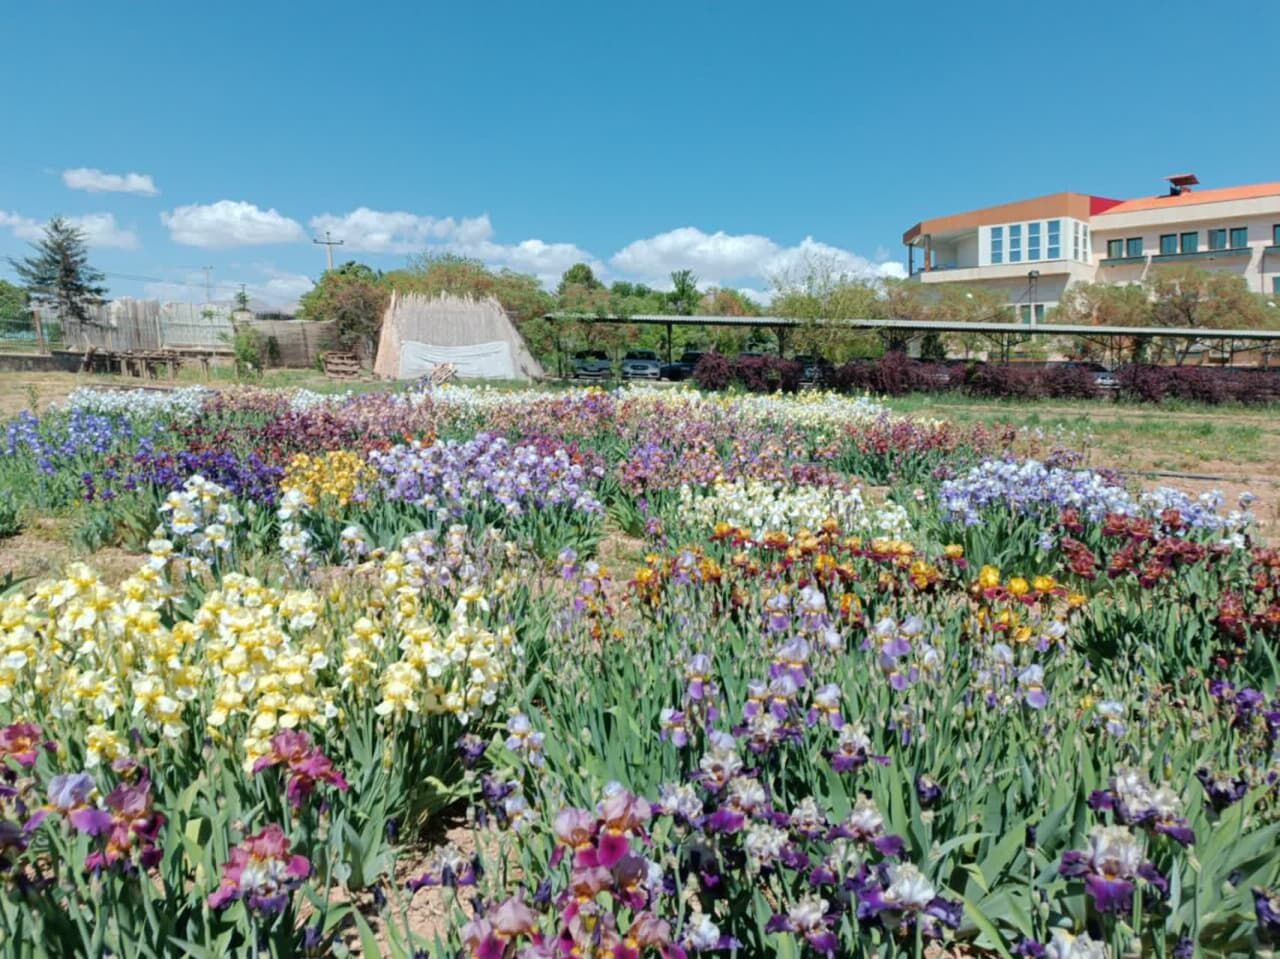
[[2, 0, 1277, 308]]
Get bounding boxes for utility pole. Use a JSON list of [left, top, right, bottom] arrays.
[[313, 231, 344, 272], [202, 266, 214, 303]]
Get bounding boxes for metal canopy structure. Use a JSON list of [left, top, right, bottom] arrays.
[[545, 313, 1280, 341]]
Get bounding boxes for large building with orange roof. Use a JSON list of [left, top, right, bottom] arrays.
[[902, 175, 1280, 321]]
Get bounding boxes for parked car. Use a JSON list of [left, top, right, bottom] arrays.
[[621, 350, 662, 380], [1093, 367, 1120, 390], [573, 350, 612, 380], [661, 350, 705, 381], [792, 354, 833, 386]]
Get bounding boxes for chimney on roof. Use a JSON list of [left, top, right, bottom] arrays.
[[1164, 173, 1200, 196]]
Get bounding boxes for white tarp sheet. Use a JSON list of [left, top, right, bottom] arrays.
[[399, 339, 515, 380]]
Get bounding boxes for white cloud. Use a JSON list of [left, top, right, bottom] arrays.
[[67, 213, 138, 249], [162, 200, 305, 248], [763, 236, 905, 284], [143, 266, 313, 308], [308, 208, 494, 254], [612, 227, 777, 285], [467, 238, 604, 287], [610, 227, 904, 290], [309, 206, 601, 287], [0, 210, 43, 241], [257, 267, 314, 303], [1, 210, 137, 249], [735, 287, 773, 306], [306, 207, 900, 295], [62, 167, 158, 196]]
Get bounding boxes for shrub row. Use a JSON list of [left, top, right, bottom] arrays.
[[692, 351, 1280, 404], [693, 353, 803, 393], [1114, 365, 1280, 404]]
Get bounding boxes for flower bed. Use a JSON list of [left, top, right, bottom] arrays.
[[0, 382, 1275, 958]]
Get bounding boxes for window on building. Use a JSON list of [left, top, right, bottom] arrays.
[[1106, 239, 1124, 259], [1230, 226, 1248, 249], [1126, 237, 1143, 258], [1020, 305, 1032, 324], [1180, 232, 1199, 254], [990, 226, 1003, 264], [1028, 222, 1041, 260], [1273, 276, 1280, 293], [1009, 224, 1022, 263], [1274, 224, 1280, 246], [1047, 219, 1061, 258], [1072, 223, 1081, 260], [1208, 228, 1227, 251], [1159, 234, 1178, 255], [1034, 304, 1045, 323], [1083, 226, 1090, 260]]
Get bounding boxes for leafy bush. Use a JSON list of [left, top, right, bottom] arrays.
[[1041, 364, 1099, 400], [966, 363, 1046, 399], [691, 351, 733, 390], [1116, 365, 1280, 405], [0, 491, 20, 539], [1117, 364, 1170, 402], [229, 325, 265, 378], [731, 354, 775, 393], [774, 357, 803, 393]]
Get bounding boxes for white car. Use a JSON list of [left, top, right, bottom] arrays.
[[622, 350, 662, 380]]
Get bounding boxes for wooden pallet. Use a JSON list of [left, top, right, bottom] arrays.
[[323, 351, 361, 380]]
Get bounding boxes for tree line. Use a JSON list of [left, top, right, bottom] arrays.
[[6, 216, 1276, 371]]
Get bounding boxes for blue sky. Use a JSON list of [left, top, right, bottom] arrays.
[[2, 0, 1276, 307]]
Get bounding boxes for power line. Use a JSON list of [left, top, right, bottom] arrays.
[[312, 230, 343, 271]]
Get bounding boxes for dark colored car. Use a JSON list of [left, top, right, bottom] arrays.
[[792, 354, 834, 386], [573, 350, 612, 380], [621, 350, 662, 380], [661, 351, 705, 381]]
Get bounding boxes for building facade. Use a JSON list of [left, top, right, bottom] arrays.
[[902, 177, 1280, 321]]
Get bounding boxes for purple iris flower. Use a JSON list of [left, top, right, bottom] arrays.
[[1060, 825, 1166, 914], [1195, 767, 1248, 811], [1255, 886, 1280, 943], [47, 772, 95, 811]]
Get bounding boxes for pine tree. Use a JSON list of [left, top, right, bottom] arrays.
[[8, 217, 106, 321]]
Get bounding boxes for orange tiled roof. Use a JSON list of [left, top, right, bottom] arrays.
[[1096, 182, 1280, 216]]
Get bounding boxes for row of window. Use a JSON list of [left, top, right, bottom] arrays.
[[991, 220, 1074, 264], [991, 224, 1279, 267], [1106, 225, 1280, 260]]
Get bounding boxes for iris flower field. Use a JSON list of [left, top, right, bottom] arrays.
[[0, 382, 1277, 959]]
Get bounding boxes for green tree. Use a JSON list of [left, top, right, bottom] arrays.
[[297, 261, 389, 357], [700, 287, 760, 317], [933, 285, 1017, 360], [387, 253, 553, 325], [878, 278, 936, 354], [768, 253, 887, 361], [8, 216, 106, 321], [557, 262, 602, 296], [0, 279, 27, 321], [1051, 282, 1152, 363], [1145, 265, 1272, 364], [668, 270, 700, 315]]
